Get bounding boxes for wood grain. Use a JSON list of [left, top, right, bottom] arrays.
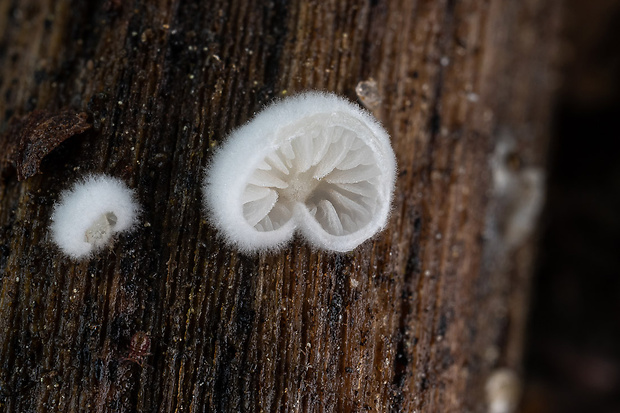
[[0, 0, 561, 411]]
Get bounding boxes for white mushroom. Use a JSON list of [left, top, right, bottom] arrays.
[[50, 174, 140, 258], [203, 91, 397, 253]]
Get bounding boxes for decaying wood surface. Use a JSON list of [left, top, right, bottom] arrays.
[[0, 0, 561, 411]]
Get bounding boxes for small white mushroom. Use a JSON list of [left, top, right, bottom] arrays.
[[491, 137, 545, 248], [485, 368, 522, 413], [203, 91, 397, 253], [50, 174, 140, 259]]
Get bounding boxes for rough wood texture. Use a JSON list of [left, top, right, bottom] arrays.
[[0, 0, 560, 411]]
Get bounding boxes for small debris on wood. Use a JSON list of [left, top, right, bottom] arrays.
[[103, 0, 122, 12], [0, 109, 91, 181], [122, 331, 152, 367], [355, 78, 382, 111]]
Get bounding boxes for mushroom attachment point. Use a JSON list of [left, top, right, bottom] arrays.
[[203, 91, 397, 253]]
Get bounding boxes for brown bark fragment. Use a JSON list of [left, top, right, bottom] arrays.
[[1, 109, 91, 181]]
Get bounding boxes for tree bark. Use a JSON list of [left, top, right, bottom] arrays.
[[0, 0, 561, 412]]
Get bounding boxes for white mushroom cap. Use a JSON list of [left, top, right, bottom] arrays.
[[203, 91, 397, 253], [50, 174, 140, 259]]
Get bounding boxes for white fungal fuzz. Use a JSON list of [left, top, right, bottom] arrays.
[[203, 91, 397, 252], [50, 174, 140, 259]]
